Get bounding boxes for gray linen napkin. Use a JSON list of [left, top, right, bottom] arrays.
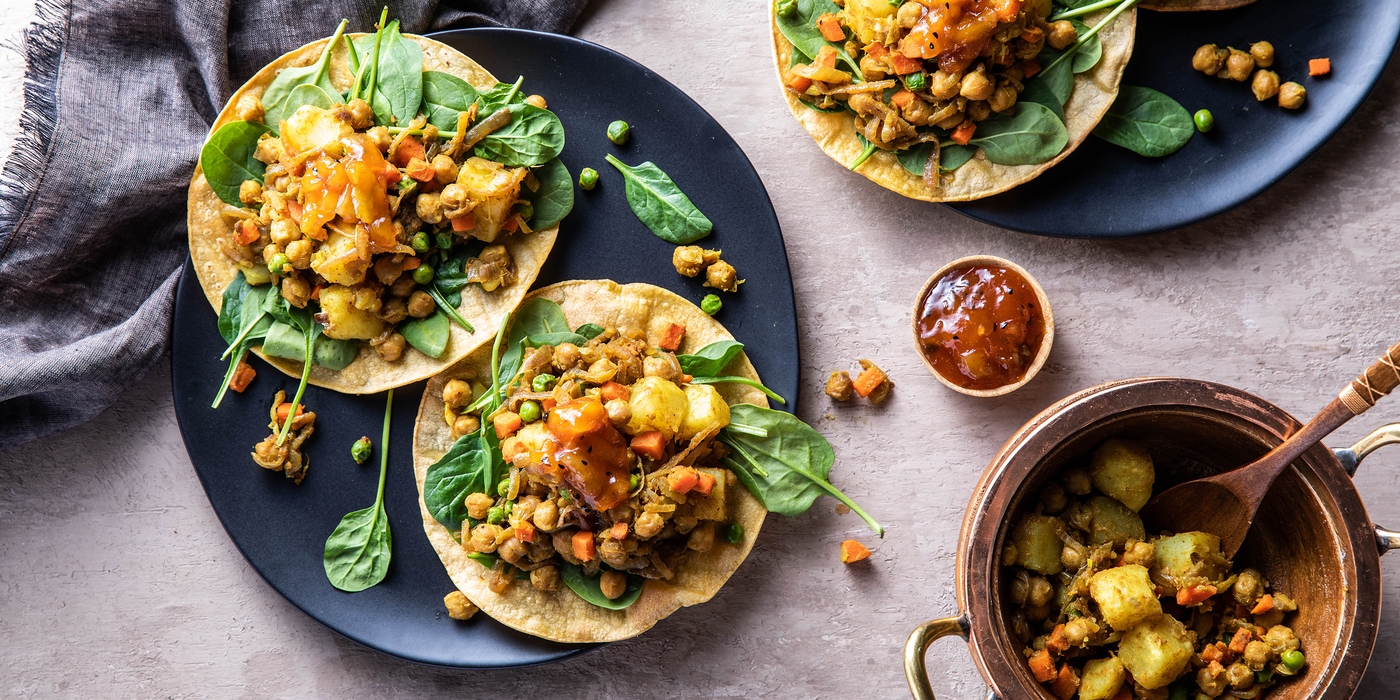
[[0, 0, 589, 450]]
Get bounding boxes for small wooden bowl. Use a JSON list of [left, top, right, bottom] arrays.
[[911, 255, 1055, 398]]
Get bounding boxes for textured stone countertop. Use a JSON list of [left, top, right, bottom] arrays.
[[5, 1, 1400, 697]]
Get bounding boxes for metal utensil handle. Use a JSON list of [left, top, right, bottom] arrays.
[[1340, 341, 1400, 415], [1336, 423, 1400, 556], [905, 615, 971, 700]]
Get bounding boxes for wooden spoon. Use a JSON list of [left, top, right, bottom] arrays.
[[1140, 341, 1400, 558]]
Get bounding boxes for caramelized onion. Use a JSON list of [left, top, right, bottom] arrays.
[[462, 108, 512, 150]]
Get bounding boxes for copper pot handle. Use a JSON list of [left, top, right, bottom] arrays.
[[1333, 423, 1400, 556], [904, 614, 971, 700]]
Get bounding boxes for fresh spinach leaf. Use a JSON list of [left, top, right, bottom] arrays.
[[261, 20, 347, 132], [575, 323, 606, 340], [849, 133, 879, 171], [604, 155, 713, 244], [1092, 85, 1194, 158], [688, 375, 786, 405], [432, 239, 488, 306], [941, 144, 977, 171], [524, 158, 574, 230], [677, 340, 745, 377], [324, 389, 395, 592], [421, 70, 481, 131], [720, 403, 883, 535], [1019, 54, 1075, 122], [200, 121, 272, 207], [774, 0, 863, 78], [474, 104, 566, 168], [262, 319, 356, 369], [213, 272, 274, 408], [423, 427, 504, 531], [284, 83, 338, 114], [260, 321, 306, 360], [896, 143, 935, 177], [561, 563, 644, 610], [969, 102, 1068, 166], [313, 336, 359, 371], [401, 309, 449, 358], [352, 20, 423, 127], [1067, 19, 1102, 73], [262, 288, 321, 445]]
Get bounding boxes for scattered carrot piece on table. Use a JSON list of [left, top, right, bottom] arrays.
[[840, 539, 871, 563], [1309, 57, 1331, 76]]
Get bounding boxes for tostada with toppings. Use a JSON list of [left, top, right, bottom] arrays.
[[413, 281, 882, 642], [189, 13, 572, 407], [771, 0, 1136, 201]]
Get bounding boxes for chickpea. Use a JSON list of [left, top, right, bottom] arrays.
[[553, 342, 582, 371], [1250, 41, 1275, 68], [896, 0, 922, 28], [440, 183, 469, 211], [1243, 640, 1271, 671], [643, 355, 680, 381], [1225, 662, 1254, 690], [1192, 44, 1227, 74], [552, 530, 581, 564], [373, 332, 406, 361], [1060, 539, 1087, 571], [390, 274, 415, 298], [270, 217, 301, 246], [407, 290, 435, 318], [280, 276, 311, 307], [1263, 625, 1299, 655], [605, 399, 632, 427], [672, 245, 719, 277], [634, 510, 664, 539], [1011, 610, 1032, 643], [346, 98, 374, 130], [1224, 48, 1254, 81], [1232, 569, 1264, 606], [443, 591, 477, 620], [825, 371, 854, 401], [416, 191, 444, 224], [451, 415, 481, 441], [688, 522, 716, 552], [531, 564, 561, 591], [1046, 20, 1078, 51], [1027, 576, 1054, 608], [469, 523, 504, 553], [967, 100, 991, 122], [1121, 541, 1156, 568], [704, 259, 741, 293], [379, 297, 408, 325], [465, 492, 494, 521], [367, 126, 391, 152], [1010, 571, 1031, 605], [442, 379, 474, 408], [235, 93, 265, 123], [1251, 69, 1280, 101], [1063, 617, 1099, 646], [498, 536, 526, 564], [1063, 468, 1092, 495], [239, 179, 263, 205], [599, 570, 628, 600], [1197, 666, 1227, 698], [989, 84, 1018, 113], [533, 498, 561, 532], [936, 110, 966, 131], [513, 495, 541, 525], [858, 54, 887, 81], [525, 94, 547, 109], [430, 154, 459, 185], [373, 256, 404, 286], [254, 135, 284, 164], [960, 67, 994, 102], [285, 239, 313, 270], [261, 242, 283, 265], [1040, 482, 1068, 514], [929, 70, 962, 100], [1278, 82, 1306, 109]]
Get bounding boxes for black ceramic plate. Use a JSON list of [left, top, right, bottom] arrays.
[[170, 28, 799, 668], [947, 0, 1400, 237]]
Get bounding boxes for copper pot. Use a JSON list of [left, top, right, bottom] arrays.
[[905, 377, 1400, 700]]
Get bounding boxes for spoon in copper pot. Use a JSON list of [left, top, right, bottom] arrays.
[[1140, 341, 1400, 558]]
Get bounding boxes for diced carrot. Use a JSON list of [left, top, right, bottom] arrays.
[[451, 212, 477, 232], [1251, 594, 1274, 615], [493, 411, 523, 439], [865, 41, 887, 59], [406, 157, 436, 182], [632, 431, 667, 461], [383, 162, 401, 185], [600, 381, 630, 402], [1028, 649, 1057, 683], [785, 68, 813, 92], [1115, 555, 1127, 567], [1207, 660, 1225, 676], [1110, 687, 1133, 700], [887, 51, 922, 75], [1229, 627, 1253, 654], [817, 13, 845, 42], [235, 219, 260, 245], [286, 200, 304, 220], [891, 88, 915, 108], [229, 362, 256, 393], [402, 256, 421, 271], [1201, 643, 1223, 664], [311, 284, 324, 301], [1049, 663, 1079, 700], [502, 437, 526, 462], [611, 522, 629, 540], [1021, 26, 1044, 43], [667, 467, 699, 494], [1046, 624, 1069, 654], [1023, 58, 1041, 78], [951, 122, 977, 146], [502, 216, 519, 232], [541, 398, 557, 412], [692, 470, 716, 496], [991, 0, 1022, 22], [657, 323, 686, 352], [572, 530, 596, 562], [1176, 584, 1217, 607], [840, 539, 872, 563], [815, 45, 839, 70], [391, 135, 425, 168], [853, 364, 887, 398], [515, 522, 536, 543], [276, 402, 304, 422], [1309, 58, 1331, 76]]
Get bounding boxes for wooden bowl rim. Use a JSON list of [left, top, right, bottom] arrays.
[[910, 255, 1055, 398]]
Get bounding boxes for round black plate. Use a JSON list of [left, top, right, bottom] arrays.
[[946, 0, 1400, 237], [170, 28, 799, 668]]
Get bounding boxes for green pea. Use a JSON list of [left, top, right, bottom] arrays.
[[1167, 685, 1190, 700], [629, 474, 640, 491], [579, 167, 599, 190], [775, 0, 797, 17], [267, 253, 291, 275], [412, 264, 435, 284], [487, 506, 506, 524], [532, 373, 557, 391], [410, 231, 430, 254], [885, 0, 905, 6], [701, 294, 722, 316], [350, 436, 372, 464], [724, 523, 744, 544], [497, 478, 512, 497], [607, 120, 630, 145], [519, 400, 541, 423], [904, 71, 928, 92], [1282, 649, 1305, 672], [515, 201, 535, 221], [1255, 670, 1274, 684], [1194, 109, 1215, 132], [435, 232, 454, 251]]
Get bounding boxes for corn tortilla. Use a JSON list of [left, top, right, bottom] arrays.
[[412, 281, 769, 643], [770, 7, 1137, 202], [188, 34, 557, 394]]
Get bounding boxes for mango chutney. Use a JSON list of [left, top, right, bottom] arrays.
[[915, 264, 1046, 392]]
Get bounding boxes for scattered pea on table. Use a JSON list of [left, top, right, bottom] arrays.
[[607, 120, 630, 145], [350, 436, 372, 464], [701, 294, 722, 316], [1194, 109, 1214, 133], [579, 167, 599, 190]]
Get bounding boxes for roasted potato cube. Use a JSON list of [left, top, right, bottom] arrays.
[[281, 104, 352, 154], [624, 376, 688, 439], [678, 384, 729, 441], [1078, 656, 1126, 700], [1085, 495, 1146, 547], [1089, 564, 1162, 631], [318, 284, 384, 340], [1089, 438, 1155, 511], [1118, 614, 1195, 690], [241, 264, 272, 286], [1011, 514, 1065, 575], [688, 467, 728, 521], [310, 225, 370, 286], [456, 157, 527, 242], [1153, 531, 1229, 587], [514, 422, 550, 453]]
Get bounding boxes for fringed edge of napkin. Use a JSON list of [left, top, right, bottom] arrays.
[[0, 0, 66, 254]]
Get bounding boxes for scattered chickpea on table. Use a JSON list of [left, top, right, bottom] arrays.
[[1192, 40, 1309, 110]]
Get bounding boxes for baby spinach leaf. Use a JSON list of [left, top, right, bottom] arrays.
[[262, 319, 355, 368], [1092, 85, 1194, 158], [969, 102, 1068, 166], [774, 0, 863, 79], [477, 77, 526, 112], [400, 309, 449, 358], [941, 144, 977, 171], [421, 70, 481, 131], [284, 83, 338, 114], [474, 104, 566, 168], [1067, 19, 1102, 74], [677, 340, 745, 377], [260, 321, 305, 361], [604, 155, 713, 244], [849, 133, 879, 171], [216, 272, 253, 345], [513, 296, 575, 338], [261, 20, 347, 132], [561, 563, 644, 610], [1019, 55, 1075, 122], [313, 336, 359, 371], [352, 20, 424, 126], [524, 158, 574, 230], [720, 404, 883, 535], [688, 376, 786, 405], [213, 272, 274, 408], [423, 428, 504, 531], [324, 389, 394, 592], [896, 143, 935, 177], [432, 239, 488, 306], [200, 121, 271, 207], [575, 323, 606, 340]]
